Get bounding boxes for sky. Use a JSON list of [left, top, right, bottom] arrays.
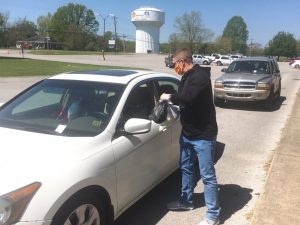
[[1, 0, 300, 47]]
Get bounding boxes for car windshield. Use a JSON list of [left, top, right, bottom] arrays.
[[0, 79, 124, 137], [226, 60, 270, 74]]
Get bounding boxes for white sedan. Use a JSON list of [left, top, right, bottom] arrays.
[[290, 59, 300, 69], [0, 70, 181, 225]]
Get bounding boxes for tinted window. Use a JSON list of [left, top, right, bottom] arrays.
[[158, 80, 179, 96], [117, 81, 155, 128]]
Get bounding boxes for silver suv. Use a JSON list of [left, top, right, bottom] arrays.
[[192, 54, 212, 65], [214, 57, 281, 109]]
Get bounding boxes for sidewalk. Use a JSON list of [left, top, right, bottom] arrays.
[[250, 89, 300, 225]]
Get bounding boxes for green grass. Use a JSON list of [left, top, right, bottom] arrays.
[[0, 57, 140, 77]]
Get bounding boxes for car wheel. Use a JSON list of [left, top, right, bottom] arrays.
[[203, 61, 208, 65], [216, 61, 222, 66], [295, 64, 300, 69], [275, 82, 281, 100], [263, 87, 275, 110], [51, 193, 107, 225], [214, 97, 225, 107]]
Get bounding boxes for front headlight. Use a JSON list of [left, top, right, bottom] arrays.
[[256, 82, 271, 90], [214, 81, 224, 88], [0, 182, 41, 225]]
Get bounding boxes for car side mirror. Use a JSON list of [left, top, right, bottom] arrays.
[[221, 68, 227, 72], [123, 118, 151, 134]]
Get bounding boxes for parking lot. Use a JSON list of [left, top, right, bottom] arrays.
[[1, 51, 300, 225]]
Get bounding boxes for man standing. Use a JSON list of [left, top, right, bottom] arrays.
[[160, 48, 220, 225]]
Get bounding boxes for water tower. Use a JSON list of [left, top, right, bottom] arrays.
[[131, 7, 165, 54]]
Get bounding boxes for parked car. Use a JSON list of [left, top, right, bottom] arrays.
[[214, 55, 232, 66], [192, 54, 212, 65], [214, 57, 281, 109], [0, 69, 181, 225], [289, 57, 300, 68], [230, 54, 243, 61], [204, 53, 220, 61], [165, 54, 174, 68]]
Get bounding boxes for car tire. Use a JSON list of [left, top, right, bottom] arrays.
[[295, 64, 300, 69], [214, 97, 225, 107], [216, 61, 222, 66], [203, 61, 208, 65], [275, 81, 281, 100], [263, 87, 275, 110], [51, 192, 107, 225]]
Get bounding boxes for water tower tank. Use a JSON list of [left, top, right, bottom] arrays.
[[131, 7, 165, 54]]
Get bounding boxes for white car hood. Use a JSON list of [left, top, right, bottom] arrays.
[[0, 127, 102, 195]]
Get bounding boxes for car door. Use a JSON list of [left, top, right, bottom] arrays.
[[222, 56, 231, 64], [156, 79, 181, 170], [111, 80, 173, 212], [271, 60, 281, 92]]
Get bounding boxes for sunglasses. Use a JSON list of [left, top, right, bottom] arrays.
[[173, 58, 184, 64]]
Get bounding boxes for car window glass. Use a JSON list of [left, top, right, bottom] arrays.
[[118, 82, 155, 127], [158, 80, 179, 96], [12, 88, 63, 114], [227, 60, 270, 74], [0, 79, 124, 137]]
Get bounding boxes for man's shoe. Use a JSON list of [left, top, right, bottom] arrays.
[[198, 218, 220, 225], [167, 200, 195, 211]]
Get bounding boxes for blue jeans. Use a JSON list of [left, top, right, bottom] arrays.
[[179, 134, 220, 221]]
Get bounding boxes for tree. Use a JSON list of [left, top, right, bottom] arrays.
[[0, 12, 9, 47], [6, 18, 37, 47], [49, 3, 99, 50], [215, 36, 232, 54], [168, 33, 184, 53], [248, 42, 264, 56], [297, 40, 300, 56], [222, 16, 249, 54], [173, 11, 213, 53], [265, 31, 296, 59], [37, 13, 52, 38]]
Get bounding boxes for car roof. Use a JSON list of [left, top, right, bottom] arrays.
[[234, 56, 274, 62], [48, 69, 178, 84]]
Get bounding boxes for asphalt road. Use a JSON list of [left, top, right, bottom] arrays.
[[1, 51, 300, 225]]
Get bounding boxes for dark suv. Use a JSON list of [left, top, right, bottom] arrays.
[[214, 57, 281, 109], [165, 54, 174, 68]]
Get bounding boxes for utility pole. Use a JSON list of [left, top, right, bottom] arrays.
[[95, 13, 110, 60], [111, 15, 118, 52], [120, 34, 127, 53], [250, 38, 253, 56], [95, 13, 110, 51]]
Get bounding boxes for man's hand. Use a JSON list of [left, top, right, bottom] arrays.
[[160, 93, 171, 102]]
